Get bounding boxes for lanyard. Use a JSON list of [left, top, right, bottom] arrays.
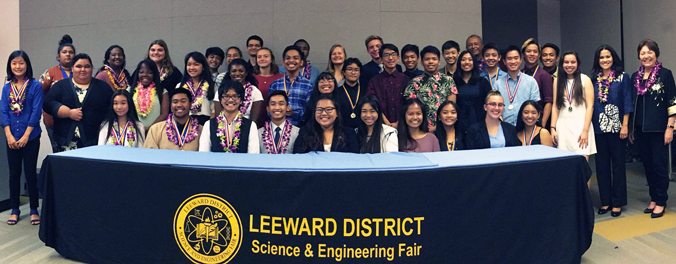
[[505, 74, 522, 104], [342, 84, 360, 112], [10, 80, 28, 102], [59, 65, 72, 79], [172, 117, 191, 148], [283, 75, 294, 95], [523, 126, 537, 146], [565, 79, 575, 106], [113, 121, 130, 146], [488, 70, 499, 88]]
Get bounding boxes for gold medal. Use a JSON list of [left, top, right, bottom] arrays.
[[508, 104, 514, 110], [350, 112, 356, 118], [568, 106, 573, 112]]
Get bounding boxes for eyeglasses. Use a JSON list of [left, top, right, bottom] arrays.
[[222, 94, 241, 101], [382, 52, 398, 59], [486, 102, 505, 108], [315, 107, 335, 114], [345, 67, 360, 73], [318, 78, 334, 83]]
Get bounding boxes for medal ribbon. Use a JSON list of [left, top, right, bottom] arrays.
[[488, 71, 498, 88], [268, 122, 283, 154], [283, 75, 294, 95], [342, 84, 360, 113], [59, 65, 72, 79], [523, 126, 537, 146], [10, 81, 29, 103], [565, 79, 574, 106], [505, 74, 522, 104], [172, 117, 191, 148], [186, 79, 203, 98], [113, 121, 130, 146], [224, 115, 234, 148], [532, 65, 539, 77]]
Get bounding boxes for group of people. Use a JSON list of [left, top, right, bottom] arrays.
[[4, 33, 674, 225]]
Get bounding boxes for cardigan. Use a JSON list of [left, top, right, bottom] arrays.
[[630, 67, 676, 132], [1, 79, 43, 141], [465, 121, 521, 149], [43, 78, 113, 147], [293, 125, 360, 153]]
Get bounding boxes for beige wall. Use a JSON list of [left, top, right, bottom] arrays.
[[1, 0, 20, 81], [20, 0, 482, 77], [537, 0, 560, 47], [623, 1, 676, 73]]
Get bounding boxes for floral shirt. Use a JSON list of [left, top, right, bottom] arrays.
[[404, 72, 457, 126], [592, 72, 633, 134]]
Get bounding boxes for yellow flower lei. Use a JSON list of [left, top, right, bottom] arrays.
[[183, 81, 209, 114], [132, 85, 156, 118]]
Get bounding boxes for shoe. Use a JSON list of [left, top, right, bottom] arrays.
[[6, 209, 20, 225], [651, 206, 665, 218], [598, 207, 610, 214], [611, 208, 622, 217], [30, 209, 39, 225], [644, 206, 656, 214]]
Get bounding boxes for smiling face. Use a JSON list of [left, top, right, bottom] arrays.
[[171, 93, 190, 119], [207, 54, 222, 71], [148, 44, 165, 64], [562, 54, 578, 76], [247, 39, 261, 57], [541, 47, 558, 68], [639, 45, 657, 69], [59, 46, 75, 66], [283, 50, 302, 72], [267, 94, 289, 121], [402, 51, 419, 71], [366, 39, 382, 60], [443, 48, 459, 66], [504, 50, 522, 73], [220, 88, 242, 114], [482, 48, 500, 69], [10, 56, 26, 79], [317, 76, 335, 94], [484, 95, 504, 119], [229, 64, 246, 83], [108, 47, 124, 68], [72, 58, 93, 84], [138, 63, 154, 87], [315, 99, 337, 129], [521, 104, 540, 127], [524, 44, 540, 66], [382, 48, 399, 71], [423, 53, 440, 74], [186, 57, 203, 78], [466, 36, 483, 56], [256, 49, 272, 68], [599, 49, 613, 71], [439, 103, 457, 127], [113, 94, 129, 117], [405, 103, 424, 129], [331, 47, 345, 66], [460, 53, 474, 73], [226, 48, 241, 65], [360, 102, 378, 128]]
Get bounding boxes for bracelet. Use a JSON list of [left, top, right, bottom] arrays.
[[668, 125, 675, 129]]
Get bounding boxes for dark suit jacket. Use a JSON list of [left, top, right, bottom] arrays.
[[44, 78, 113, 147], [465, 121, 521, 149], [293, 125, 360, 153]]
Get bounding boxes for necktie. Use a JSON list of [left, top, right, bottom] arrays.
[[274, 127, 281, 146]]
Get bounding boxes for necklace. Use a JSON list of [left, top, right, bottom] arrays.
[[342, 83, 360, 118]]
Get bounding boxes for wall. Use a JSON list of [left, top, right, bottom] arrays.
[[482, 0, 538, 49], [537, 0, 560, 46], [0, 0, 20, 210], [623, 0, 676, 73], [20, 0, 482, 76]]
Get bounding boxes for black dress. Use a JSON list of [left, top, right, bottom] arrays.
[[453, 75, 491, 134]]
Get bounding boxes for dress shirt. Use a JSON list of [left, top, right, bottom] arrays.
[[492, 72, 541, 126]]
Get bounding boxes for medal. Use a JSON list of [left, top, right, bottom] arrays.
[[568, 106, 573, 112], [505, 74, 522, 109], [508, 105, 514, 110], [350, 112, 356, 118], [342, 83, 361, 118], [565, 79, 575, 112]]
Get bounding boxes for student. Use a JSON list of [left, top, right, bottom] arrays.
[[441, 40, 460, 77], [466, 34, 484, 69], [404, 46, 458, 132], [280, 39, 320, 84], [398, 98, 439, 152], [214, 59, 263, 121], [98, 90, 145, 147], [128, 59, 169, 128], [246, 35, 263, 67], [258, 90, 300, 154], [515, 100, 553, 146], [94, 45, 130, 91], [492, 45, 541, 126], [465, 90, 521, 149], [401, 44, 424, 79], [144, 88, 202, 151], [360, 35, 402, 85], [541, 43, 560, 79], [44, 53, 113, 151], [269, 46, 314, 126], [176, 52, 215, 125], [225, 46, 243, 66], [521, 38, 554, 127], [356, 95, 398, 153], [453, 50, 491, 134], [39, 35, 75, 152], [145, 39, 182, 94], [253, 47, 284, 126], [367, 43, 409, 128], [199, 80, 259, 153], [435, 101, 464, 151], [339, 58, 368, 129], [327, 44, 346, 86], [293, 94, 359, 153], [3, 50, 42, 225], [205, 47, 225, 81], [480, 43, 507, 89]]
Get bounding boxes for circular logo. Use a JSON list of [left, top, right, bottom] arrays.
[[174, 194, 242, 264]]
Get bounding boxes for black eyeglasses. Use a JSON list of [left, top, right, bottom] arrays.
[[315, 107, 335, 114]]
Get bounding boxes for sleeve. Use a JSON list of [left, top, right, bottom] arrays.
[[541, 73, 554, 103], [248, 122, 260, 153], [367, 78, 377, 96], [663, 70, 676, 117], [404, 79, 417, 99], [530, 79, 541, 102], [98, 122, 108, 145], [94, 71, 111, 86], [430, 134, 441, 152], [383, 129, 399, 153], [621, 73, 634, 114], [28, 81, 44, 128], [39, 69, 52, 95], [287, 126, 299, 154], [43, 80, 64, 117], [446, 76, 458, 95], [135, 122, 146, 148], [143, 124, 160, 149], [251, 86, 263, 102], [1, 83, 11, 128], [198, 121, 211, 152], [292, 127, 306, 153]]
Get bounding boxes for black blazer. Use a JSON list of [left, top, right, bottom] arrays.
[[293, 125, 360, 153], [464, 121, 521, 150], [436, 132, 465, 151], [44, 78, 113, 147], [630, 67, 676, 132]]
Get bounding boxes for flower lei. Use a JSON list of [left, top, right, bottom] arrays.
[[104, 65, 128, 90], [262, 120, 293, 154], [596, 71, 615, 103], [8, 79, 28, 115], [108, 120, 136, 147], [635, 61, 662, 95], [216, 112, 242, 152], [165, 113, 199, 148], [239, 82, 254, 115], [183, 79, 209, 114], [133, 82, 156, 117]]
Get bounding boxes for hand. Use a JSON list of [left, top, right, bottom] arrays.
[[6, 135, 17, 149], [620, 126, 628, 139], [389, 121, 398, 128], [70, 108, 83, 121], [628, 132, 634, 144], [665, 128, 674, 145], [15, 136, 28, 148], [551, 129, 558, 146], [429, 124, 437, 133], [578, 130, 589, 149]]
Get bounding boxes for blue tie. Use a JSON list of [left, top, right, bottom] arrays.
[[274, 127, 281, 146]]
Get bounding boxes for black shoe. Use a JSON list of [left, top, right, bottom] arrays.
[[598, 207, 610, 214], [611, 209, 621, 217], [644, 207, 655, 214], [651, 210, 665, 218]]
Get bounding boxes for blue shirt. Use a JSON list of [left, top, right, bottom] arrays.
[[269, 74, 314, 126], [1, 79, 43, 141], [592, 72, 634, 134], [280, 64, 320, 85], [481, 68, 508, 90], [489, 123, 506, 148], [493, 72, 541, 126]]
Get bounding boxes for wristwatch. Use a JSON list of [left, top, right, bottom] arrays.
[[668, 125, 675, 129]]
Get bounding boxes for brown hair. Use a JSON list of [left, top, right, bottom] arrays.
[[364, 35, 383, 47], [145, 39, 174, 76], [326, 44, 346, 73], [253, 47, 280, 75]]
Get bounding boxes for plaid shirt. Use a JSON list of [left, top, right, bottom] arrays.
[[269, 74, 313, 126]]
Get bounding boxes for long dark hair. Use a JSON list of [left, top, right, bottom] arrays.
[[356, 95, 384, 153], [297, 94, 347, 153], [224, 58, 258, 87], [591, 44, 624, 77], [97, 45, 129, 77], [179, 51, 216, 101], [129, 59, 164, 101], [453, 50, 481, 84], [556, 50, 584, 109], [6, 50, 34, 81], [434, 100, 459, 147], [146, 39, 174, 75], [515, 100, 542, 132], [398, 98, 428, 151], [103, 90, 144, 143]]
